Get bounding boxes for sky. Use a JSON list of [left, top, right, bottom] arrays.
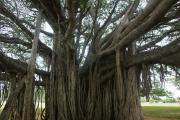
[[166, 82, 180, 98]]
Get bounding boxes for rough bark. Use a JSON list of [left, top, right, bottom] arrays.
[[48, 28, 77, 120], [22, 10, 42, 120], [0, 1, 179, 120]]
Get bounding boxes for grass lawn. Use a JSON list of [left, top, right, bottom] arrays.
[[143, 106, 180, 120]]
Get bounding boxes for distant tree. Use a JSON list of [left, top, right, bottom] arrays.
[[172, 77, 180, 89], [141, 78, 174, 102], [177, 97, 180, 103], [150, 87, 173, 100]]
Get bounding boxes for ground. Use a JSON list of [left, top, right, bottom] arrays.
[[144, 117, 171, 120], [143, 103, 180, 120]]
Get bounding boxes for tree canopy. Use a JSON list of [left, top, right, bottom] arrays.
[[0, 0, 180, 120]]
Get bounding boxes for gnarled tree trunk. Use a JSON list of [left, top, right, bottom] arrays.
[[48, 28, 77, 120]]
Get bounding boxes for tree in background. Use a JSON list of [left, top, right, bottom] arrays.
[[150, 87, 173, 100], [0, 0, 180, 120], [141, 79, 173, 102], [174, 77, 180, 89], [171, 72, 180, 89]]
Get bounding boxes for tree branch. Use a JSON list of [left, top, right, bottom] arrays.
[[20, 19, 53, 37], [0, 2, 52, 57], [137, 29, 178, 52], [0, 35, 31, 47], [0, 51, 49, 77], [128, 37, 180, 66], [98, 0, 178, 57]]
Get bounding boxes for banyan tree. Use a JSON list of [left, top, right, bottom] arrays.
[[0, 0, 180, 120]]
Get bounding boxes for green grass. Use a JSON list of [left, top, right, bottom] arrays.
[[143, 106, 180, 120]]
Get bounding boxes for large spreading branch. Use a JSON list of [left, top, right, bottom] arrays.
[[137, 28, 179, 52], [0, 73, 45, 86], [98, 0, 178, 57], [20, 19, 54, 37], [128, 37, 180, 67], [0, 35, 31, 48], [0, 51, 49, 76], [0, 2, 52, 57]]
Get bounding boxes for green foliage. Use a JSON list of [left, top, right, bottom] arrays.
[[150, 88, 167, 98], [150, 87, 173, 99], [147, 80, 174, 100]]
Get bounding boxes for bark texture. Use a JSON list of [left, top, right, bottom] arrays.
[[0, 0, 179, 120], [22, 10, 42, 120]]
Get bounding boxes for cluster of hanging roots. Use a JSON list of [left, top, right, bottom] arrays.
[[0, 71, 45, 120]]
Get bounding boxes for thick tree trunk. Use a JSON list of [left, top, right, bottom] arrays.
[[121, 67, 144, 120], [116, 45, 143, 120], [48, 37, 143, 120], [48, 28, 77, 120], [75, 50, 144, 120], [14, 88, 25, 120], [10, 75, 25, 120]]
